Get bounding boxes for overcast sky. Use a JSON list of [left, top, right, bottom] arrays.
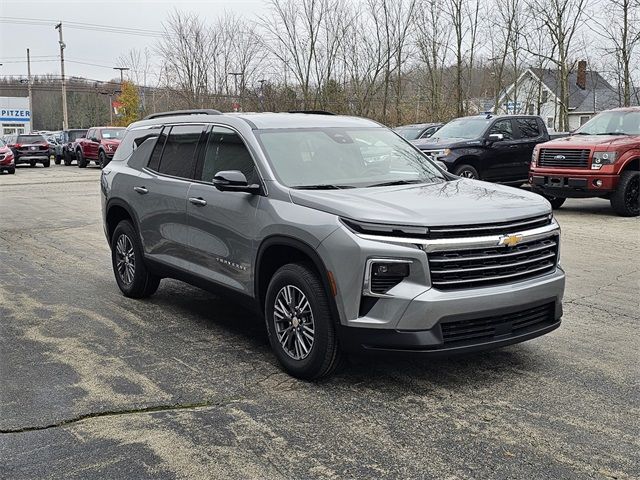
[[0, 0, 270, 82]]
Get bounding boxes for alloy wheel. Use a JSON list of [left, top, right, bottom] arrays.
[[273, 285, 315, 360], [115, 234, 135, 285], [460, 169, 476, 178]]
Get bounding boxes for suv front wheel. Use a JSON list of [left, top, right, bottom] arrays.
[[265, 263, 343, 380], [111, 220, 160, 298]]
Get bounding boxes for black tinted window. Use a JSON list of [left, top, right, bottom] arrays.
[[199, 127, 257, 183], [17, 135, 45, 143], [147, 129, 167, 171], [112, 127, 161, 163], [516, 118, 541, 138], [489, 120, 514, 140], [157, 125, 204, 178]]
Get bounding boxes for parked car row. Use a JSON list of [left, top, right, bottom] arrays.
[[0, 126, 125, 173], [397, 106, 639, 217]]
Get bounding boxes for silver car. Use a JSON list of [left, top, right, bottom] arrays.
[[101, 110, 565, 379]]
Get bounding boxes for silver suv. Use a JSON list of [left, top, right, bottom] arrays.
[[101, 110, 565, 379]]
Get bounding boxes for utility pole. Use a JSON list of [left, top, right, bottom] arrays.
[[55, 22, 68, 130], [26, 49, 33, 131], [113, 67, 129, 84], [258, 79, 267, 111]]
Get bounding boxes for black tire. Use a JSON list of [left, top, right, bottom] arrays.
[[610, 170, 640, 217], [64, 150, 73, 166], [54, 156, 61, 165], [77, 149, 88, 168], [111, 220, 160, 298], [265, 263, 343, 380], [8, 167, 15, 174], [547, 195, 566, 209], [454, 164, 480, 179], [43, 159, 50, 168], [29, 161, 36, 168]]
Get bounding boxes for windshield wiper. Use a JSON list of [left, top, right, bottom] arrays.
[[293, 184, 356, 190], [366, 179, 425, 188], [595, 132, 630, 135], [572, 132, 592, 135]]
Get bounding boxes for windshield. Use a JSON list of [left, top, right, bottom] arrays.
[[255, 127, 446, 188], [433, 117, 492, 140], [68, 130, 87, 141], [102, 128, 125, 139], [0, 139, 4, 147], [575, 110, 640, 135], [394, 126, 424, 140], [17, 134, 45, 144]]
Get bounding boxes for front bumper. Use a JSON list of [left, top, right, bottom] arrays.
[[340, 298, 561, 353], [530, 170, 618, 197]]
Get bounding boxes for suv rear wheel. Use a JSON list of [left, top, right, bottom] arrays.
[[63, 150, 73, 166], [111, 220, 160, 298], [610, 170, 639, 217], [265, 263, 343, 380]]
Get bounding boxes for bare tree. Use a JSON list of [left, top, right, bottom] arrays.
[[526, 0, 590, 130], [592, 0, 640, 106], [416, 0, 453, 119], [156, 10, 217, 108]]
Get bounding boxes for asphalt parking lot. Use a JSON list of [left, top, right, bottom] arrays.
[[0, 163, 638, 479]]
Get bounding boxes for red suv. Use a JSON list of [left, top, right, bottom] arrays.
[[530, 107, 640, 216], [75, 127, 125, 168]]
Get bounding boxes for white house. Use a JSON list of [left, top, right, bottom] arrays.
[[495, 62, 625, 131], [0, 96, 31, 136]]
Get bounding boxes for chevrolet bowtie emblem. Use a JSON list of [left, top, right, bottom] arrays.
[[500, 234, 523, 247]]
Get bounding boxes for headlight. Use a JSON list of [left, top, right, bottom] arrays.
[[427, 149, 451, 158], [531, 149, 539, 167], [591, 151, 616, 170]]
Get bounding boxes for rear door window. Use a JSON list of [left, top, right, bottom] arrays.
[[516, 118, 541, 138], [156, 125, 205, 179]]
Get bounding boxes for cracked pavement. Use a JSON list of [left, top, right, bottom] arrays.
[[1, 164, 638, 479]]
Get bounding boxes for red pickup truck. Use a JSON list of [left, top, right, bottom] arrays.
[[530, 107, 639, 216], [75, 127, 125, 168]]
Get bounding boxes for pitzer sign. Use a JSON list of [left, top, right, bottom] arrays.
[[0, 108, 31, 122]]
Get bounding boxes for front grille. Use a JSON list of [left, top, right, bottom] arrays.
[[428, 215, 551, 239], [428, 236, 558, 290], [539, 148, 590, 168], [441, 302, 556, 345]]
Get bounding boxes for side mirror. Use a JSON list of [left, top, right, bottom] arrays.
[[213, 170, 261, 194], [487, 133, 504, 144], [91, 137, 100, 143]]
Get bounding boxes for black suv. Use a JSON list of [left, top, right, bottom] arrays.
[[414, 114, 551, 184]]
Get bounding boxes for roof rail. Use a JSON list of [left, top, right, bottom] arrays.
[[288, 110, 335, 115], [143, 109, 222, 120]]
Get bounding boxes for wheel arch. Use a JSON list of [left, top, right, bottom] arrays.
[[255, 236, 341, 322], [620, 157, 639, 172], [105, 198, 141, 245], [452, 156, 481, 173]]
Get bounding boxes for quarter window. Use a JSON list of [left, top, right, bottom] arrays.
[[489, 120, 514, 140], [156, 125, 204, 179], [516, 118, 541, 138], [199, 127, 257, 183]]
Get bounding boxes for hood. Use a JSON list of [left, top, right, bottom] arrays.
[[289, 179, 550, 227], [102, 139, 121, 145], [542, 134, 640, 150]]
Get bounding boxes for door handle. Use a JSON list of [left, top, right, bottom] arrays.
[[134, 186, 148, 194], [189, 197, 207, 206]]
